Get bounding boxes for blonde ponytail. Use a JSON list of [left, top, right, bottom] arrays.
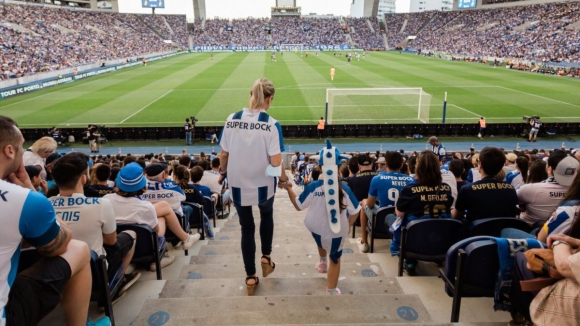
[[249, 78, 275, 110]]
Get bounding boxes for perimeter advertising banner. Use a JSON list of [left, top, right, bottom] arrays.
[[142, 0, 165, 8]]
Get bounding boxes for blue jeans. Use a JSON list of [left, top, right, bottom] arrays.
[[500, 228, 536, 239], [185, 131, 192, 145], [234, 196, 275, 276]]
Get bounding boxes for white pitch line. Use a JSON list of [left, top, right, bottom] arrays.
[[449, 104, 481, 117], [119, 90, 172, 124], [0, 67, 141, 110], [497, 86, 580, 108]]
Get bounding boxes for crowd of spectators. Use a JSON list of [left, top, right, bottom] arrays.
[[345, 17, 384, 49], [397, 1, 580, 63], [271, 17, 347, 48], [385, 12, 434, 47], [0, 3, 175, 80]]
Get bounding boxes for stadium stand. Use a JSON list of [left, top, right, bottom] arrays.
[[393, 1, 580, 63], [345, 17, 384, 49], [0, 3, 178, 80]]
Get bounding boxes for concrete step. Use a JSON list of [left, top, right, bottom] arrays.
[[198, 243, 359, 256], [160, 277, 403, 298], [135, 294, 432, 325], [179, 262, 383, 280], [190, 253, 371, 265], [210, 232, 331, 243]]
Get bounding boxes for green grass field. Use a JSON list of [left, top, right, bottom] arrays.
[[1, 51, 579, 128]]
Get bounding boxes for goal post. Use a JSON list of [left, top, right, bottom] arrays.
[[325, 88, 432, 124], [280, 44, 303, 53]]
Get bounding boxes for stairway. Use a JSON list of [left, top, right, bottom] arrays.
[[132, 189, 435, 325], [366, 18, 375, 33], [35, 166, 514, 326]]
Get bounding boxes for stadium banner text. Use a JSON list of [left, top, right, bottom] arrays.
[[192, 44, 353, 52], [0, 52, 183, 100]]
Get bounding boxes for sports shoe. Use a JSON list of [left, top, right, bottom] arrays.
[[119, 271, 141, 295], [315, 260, 327, 273], [403, 261, 416, 275], [326, 287, 341, 295], [356, 237, 369, 253], [182, 233, 201, 251], [150, 252, 175, 272], [87, 316, 111, 326]]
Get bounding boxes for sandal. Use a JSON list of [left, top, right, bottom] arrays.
[[261, 255, 276, 277], [246, 276, 259, 296]]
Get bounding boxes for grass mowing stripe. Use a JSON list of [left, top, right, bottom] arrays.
[[194, 52, 269, 123], [64, 55, 215, 125], [267, 53, 319, 124], [7, 54, 202, 125], [135, 52, 250, 125]]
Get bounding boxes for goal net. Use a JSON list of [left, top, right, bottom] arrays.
[[325, 88, 432, 124], [280, 44, 303, 53]]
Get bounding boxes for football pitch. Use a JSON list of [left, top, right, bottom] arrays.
[[1, 51, 579, 128]]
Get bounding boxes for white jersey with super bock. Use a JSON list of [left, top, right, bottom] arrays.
[[219, 108, 284, 206]]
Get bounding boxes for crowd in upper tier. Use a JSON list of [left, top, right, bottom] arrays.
[[389, 1, 580, 64], [2, 0, 579, 81]]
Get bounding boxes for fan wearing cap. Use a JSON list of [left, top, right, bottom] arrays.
[[342, 154, 378, 203], [515, 150, 579, 226], [104, 163, 200, 271], [142, 162, 187, 216], [427, 136, 446, 160], [503, 153, 518, 174], [453, 147, 519, 222], [281, 141, 360, 295]]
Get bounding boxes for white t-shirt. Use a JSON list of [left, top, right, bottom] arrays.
[[201, 170, 222, 194], [0, 180, 61, 326], [50, 193, 116, 256], [517, 178, 569, 225], [219, 108, 285, 206], [441, 169, 458, 207], [296, 180, 361, 239], [103, 194, 158, 229], [23, 150, 46, 180]]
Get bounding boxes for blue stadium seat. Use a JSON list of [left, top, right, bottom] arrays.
[[438, 236, 497, 322], [116, 223, 166, 280], [203, 195, 217, 228], [182, 201, 206, 240], [367, 206, 395, 253], [398, 218, 464, 276], [90, 250, 124, 326]]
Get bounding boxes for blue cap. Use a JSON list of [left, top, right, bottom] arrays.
[[116, 162, 146, 192]]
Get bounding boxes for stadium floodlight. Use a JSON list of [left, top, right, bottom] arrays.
[[280, 44, 303, 54], [325, 88, 432, 124]]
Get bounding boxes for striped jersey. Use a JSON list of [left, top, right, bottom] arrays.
[[219, 108, 284, 206]]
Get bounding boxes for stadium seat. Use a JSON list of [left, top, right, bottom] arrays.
[[203, 196, 217, 228], [90, 250, 124, 326], [468, 217, 530, 237], [398, 218, 464, 276], [116, 223, 167, 280], [438, 236, 497, 322], [164, 210, 191, 256], [214, 192, 230, 219], [182, 201, 206, 240], [367, 206, 395, 253]]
